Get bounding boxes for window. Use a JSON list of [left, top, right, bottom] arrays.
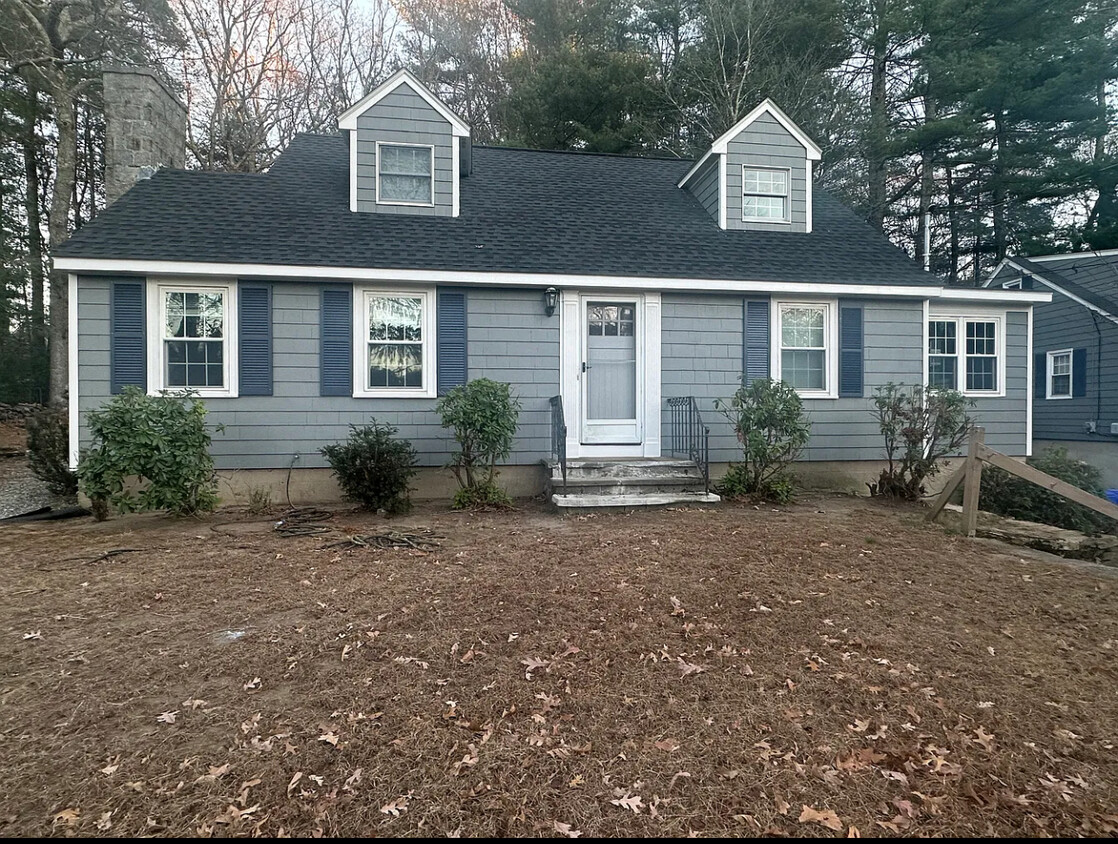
[[775, 302, 835, 396], [742, 166, 790, 222], [149, 283, 237, 397], [1047, 349, 1072, 399], [353, 288, 436, 398], [376, 143, 433, 205], [925, 315, 1003, 395], [587, 303, 635, 336]]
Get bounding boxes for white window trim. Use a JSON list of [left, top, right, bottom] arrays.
[[925, 311, 1006, 397], [146, 279, 239, 398], [771, 300, 839, 399], [1046, 348, 1073, 400], [742, 164, 792, 224], [375, 141, 435, 208], [352, 286, 437, 399]]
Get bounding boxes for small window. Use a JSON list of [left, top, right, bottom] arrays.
[[925, 315, 1002, 395], [377, 143, 433, 205], [151, 284, 236, 397], [354, 288, 436, 398], [1047, 349, 1072, 399], [777, 303, 832, 394], [587, 303, 635, 337], [742, 166, 789, 222]]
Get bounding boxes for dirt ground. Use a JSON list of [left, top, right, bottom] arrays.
[[2, 496, 1117, 838]]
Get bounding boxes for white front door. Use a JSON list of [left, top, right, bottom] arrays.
[[559, 289, 662, 459], [581, 297, 642, 444]]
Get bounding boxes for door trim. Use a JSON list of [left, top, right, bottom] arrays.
[[581, 295, 642, 445], [560, 289, 661, 459]]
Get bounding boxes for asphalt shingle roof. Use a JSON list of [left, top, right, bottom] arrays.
[[995, 255, 1118, 316], [57, 133, 938, 287]]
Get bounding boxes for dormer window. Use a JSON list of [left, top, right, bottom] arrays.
[[377, 143, 434, 206], [742, 166, 790, 222]]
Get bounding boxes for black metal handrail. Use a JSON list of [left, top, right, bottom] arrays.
[[667, 396, 710, 493], [549, 395, 567, 494]]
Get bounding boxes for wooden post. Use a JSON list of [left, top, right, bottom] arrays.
[[925, 462, 967, 522], [961, 426, 985, 537]]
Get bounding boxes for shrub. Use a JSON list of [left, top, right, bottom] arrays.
[[870, 383, 972, 500], [76, 387, 221, 519], [26, 406, 78, 496], [713, 379, 811, 503], [437, 378, 520, 509], [320, 421, 417, 513], [981, 446, 1113, 535], [246, 485, 273, 515]]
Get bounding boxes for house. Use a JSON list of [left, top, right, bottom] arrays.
[[985, 250, 1118, 486], [55, 67, 1047, 507]]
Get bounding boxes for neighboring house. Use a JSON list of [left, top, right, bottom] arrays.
[[985, 250, 1118, 486], [56, 68, 1046, 507]]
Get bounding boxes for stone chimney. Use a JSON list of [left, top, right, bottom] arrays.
[[102, 67, 187, 204]]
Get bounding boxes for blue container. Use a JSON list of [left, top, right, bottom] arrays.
[[1106, 489, 1118, 506]]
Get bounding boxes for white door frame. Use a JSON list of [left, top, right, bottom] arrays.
[[560, 288, 661, 459]]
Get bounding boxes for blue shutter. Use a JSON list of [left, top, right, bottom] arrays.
[[320, 287, 352, 396], [838, 303, 864, 398], [238, 284, 272, 396], [110, 280, 146, 394], [1034, 353, 1046, 398], [437, 288, 468, 395], [1073, 347, 1087, 398], [743, 299, 770, 384]]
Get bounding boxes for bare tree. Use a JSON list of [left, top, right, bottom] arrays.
[[175, 0, 398, 172]]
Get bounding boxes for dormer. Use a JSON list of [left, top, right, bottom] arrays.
[[338, 69, 471, 217], [679, 99, 822, 233]]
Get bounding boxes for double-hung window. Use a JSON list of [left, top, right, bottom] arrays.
[[926, 315, 1003, 395], [150, 283, 237, 397], [742, 166, 790, 222], [1047, 349, 1072, 399], [775, 302, 835, 396], [376, 142, 433, 206], [353, 288, 436, 398]]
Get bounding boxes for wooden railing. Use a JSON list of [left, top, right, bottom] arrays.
[[927, 426, 1118, 536]]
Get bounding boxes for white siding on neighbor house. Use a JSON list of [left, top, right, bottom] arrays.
[[353, 86, 455, 216]]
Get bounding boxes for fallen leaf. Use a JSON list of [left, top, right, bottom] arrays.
[[53, 808, 80, 826], [553, 820, 582, 838], [611, 793, 644, 814], [157, 710, 179, 724], [318, 731, 339, 747], [286, 772, 303, 797], [799, 805, 843, 831], [654, 738, 681, 752]]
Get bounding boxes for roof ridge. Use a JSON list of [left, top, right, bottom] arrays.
[[472, 144, 692, 164]]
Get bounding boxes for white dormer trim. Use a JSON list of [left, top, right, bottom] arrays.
[[338, 68, 470, 137], [678, 98, 822, 191]]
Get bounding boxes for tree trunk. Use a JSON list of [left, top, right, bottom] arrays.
[[945, 165, 961, 284], [22, 82, 46, 353], [865, 2, 889, 232], [991, 109, 1008, 263], [47, 88, 76, 407], [915, 89, 937, 272]]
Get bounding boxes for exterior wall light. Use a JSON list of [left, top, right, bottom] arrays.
[[544, 287, 559, 317]]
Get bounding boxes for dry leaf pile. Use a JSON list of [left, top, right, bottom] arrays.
[[2, 497, 1117, 837]]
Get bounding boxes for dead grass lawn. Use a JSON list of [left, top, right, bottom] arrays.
[[2, 496, 1118, 837]]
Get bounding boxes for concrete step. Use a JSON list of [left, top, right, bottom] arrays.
[[551, 491, 721, 510], [553, 458, 701, 480], [550, 474, 707, 496]]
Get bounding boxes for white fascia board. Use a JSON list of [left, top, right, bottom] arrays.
[[678, 150, 714, 189], [997, 258, 1115, 323], [709, 99, 822, 161], [936, 286, 1050, 304], [980, 257, 1011, 288], [1029, 247, 1118, 262], [55, 255, 1054, 303], [338, 68, 470, 137]]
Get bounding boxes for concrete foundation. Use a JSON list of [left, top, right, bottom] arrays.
[[215, 463, 548, 507], [1034, 440, 1118, 491]]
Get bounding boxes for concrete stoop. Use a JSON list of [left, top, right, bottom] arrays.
[[549, 458, 720, 510]]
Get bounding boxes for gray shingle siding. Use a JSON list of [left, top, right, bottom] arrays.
[[77, 278, 1029, 472], [354, 87, 454, 216], [77, 278, 555, 469], [724, 113, 808, 233], [685, 156, 720, 221], [1032, 285, 1118, 442]]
